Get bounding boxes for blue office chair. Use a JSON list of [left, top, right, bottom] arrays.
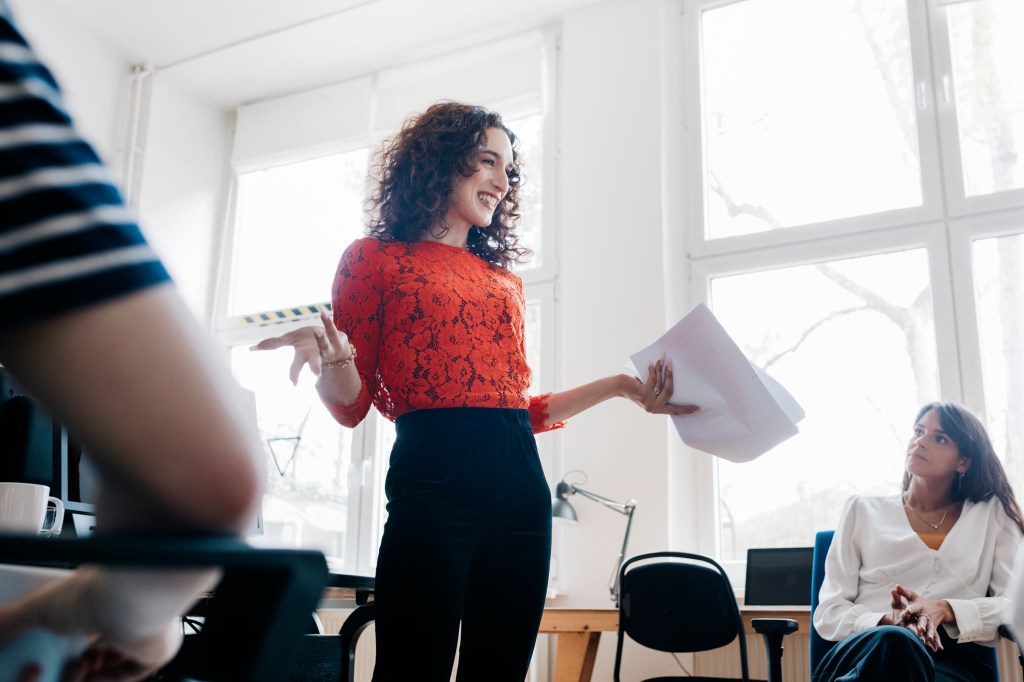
[[808, 530, 835, 673], [810, 530, 1008, 682]]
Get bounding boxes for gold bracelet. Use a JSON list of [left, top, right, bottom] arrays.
[[322, 344, 357, 370]]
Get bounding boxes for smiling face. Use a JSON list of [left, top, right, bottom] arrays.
[[905, 408, 971, 483], [442, 126, 513, 234]]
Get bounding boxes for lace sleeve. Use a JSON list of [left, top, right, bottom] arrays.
[[528, 392, 566, 434], [324, 239, 382, 427]]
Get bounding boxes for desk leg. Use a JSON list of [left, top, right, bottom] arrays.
[[552, 631, 601, 682]]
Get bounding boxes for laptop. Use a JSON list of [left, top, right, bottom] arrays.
[[743, 546, 814, 606]]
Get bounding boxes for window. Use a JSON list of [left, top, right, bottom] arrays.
[[228, 149, 369, 316], [945, 1, 1024, 197], [685, 0, 1024, 573], [512, 113, 545, 270], [218, 147, 373, 572], [700, 0, 921, 239], [710, 249, 935, 560], [971, 231, 1024, 484]]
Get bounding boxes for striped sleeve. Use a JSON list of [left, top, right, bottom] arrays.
[[0, 6, 169, 329]]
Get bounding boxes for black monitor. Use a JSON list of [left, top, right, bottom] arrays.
[[744, 546, 814, 606]]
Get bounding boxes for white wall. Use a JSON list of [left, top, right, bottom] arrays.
[[7, 2, 231, 321], [10, 0, 128, 166], [135, 77, 231, 321], [553, 0, 692, 678]]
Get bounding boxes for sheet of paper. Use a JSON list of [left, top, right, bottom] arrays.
[[628, 302, 804, 462]]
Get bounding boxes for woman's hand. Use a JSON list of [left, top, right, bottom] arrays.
[[58, 623, 181, 682], [624, 357, 700, 416], [0, 605, 179, 682], [890, 584, 952, 652], [250, 311, 353, 385]]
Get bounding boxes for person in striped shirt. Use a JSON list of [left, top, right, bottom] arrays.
[[0, 4, 263, 680]]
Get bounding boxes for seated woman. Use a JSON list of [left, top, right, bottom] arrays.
[[813, 402, 1023, 682]]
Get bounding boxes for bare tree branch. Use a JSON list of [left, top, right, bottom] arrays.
[[763, 306, 866, 369], [709, 170, 782, 227], [813, 265, 907, 326]]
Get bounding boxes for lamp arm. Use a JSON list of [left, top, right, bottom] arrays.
[[557, 481, 637, 603], [567, 485, 635, 516], [609, 504, 636, 603]]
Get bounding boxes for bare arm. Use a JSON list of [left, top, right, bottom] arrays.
[[249, 311, 362, 408], [539, 358, 699, 429], [0, 284, 263, 532], [0, 284, 265, 679]]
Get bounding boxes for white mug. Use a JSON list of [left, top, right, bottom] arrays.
[[0, 482, 64, 536]]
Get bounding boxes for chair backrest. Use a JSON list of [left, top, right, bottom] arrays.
[[614, 551, 750, 681], [0, 533, 329, 682], [809, 529, 1000, 682], [809, 530, 835, 674]]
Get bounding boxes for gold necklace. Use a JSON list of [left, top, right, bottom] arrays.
[[903, 493, 950, 530]]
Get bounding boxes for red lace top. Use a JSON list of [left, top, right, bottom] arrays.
[[323, 237, 564, 434]]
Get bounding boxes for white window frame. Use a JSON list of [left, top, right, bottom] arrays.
[[679, 0, 1024, 585]]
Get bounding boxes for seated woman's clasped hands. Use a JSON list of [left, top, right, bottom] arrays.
[[887, 584, 953, 652]]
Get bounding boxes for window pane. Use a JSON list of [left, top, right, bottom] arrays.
[[230, 148, 369, 316], [711, 249, 936, 560], [972, 232, 1024, 490], [701, 0, 921, 238], [947, 0, 1024, 197], [230, 346, 355, 569], [509, 113, 543, 270]]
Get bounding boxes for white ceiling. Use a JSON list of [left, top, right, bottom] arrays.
[[51, 0, 606, 108]]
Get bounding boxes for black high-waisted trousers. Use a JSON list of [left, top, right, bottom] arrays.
[[371, 407, 552, 682]]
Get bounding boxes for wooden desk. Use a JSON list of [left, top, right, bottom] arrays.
[[538, 606, 810, 682], [323, 575, 808, 682], [539, 609, 619, 682]]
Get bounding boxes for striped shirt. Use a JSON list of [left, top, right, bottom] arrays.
[[0, 3, 169, 328]]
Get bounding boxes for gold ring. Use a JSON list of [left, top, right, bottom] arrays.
[[653, 387, 661, 396]]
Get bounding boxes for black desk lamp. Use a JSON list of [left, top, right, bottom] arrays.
[[553, 477, 636, 604]]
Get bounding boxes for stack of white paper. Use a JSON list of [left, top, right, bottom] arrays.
[[629, 302, 804, 462]]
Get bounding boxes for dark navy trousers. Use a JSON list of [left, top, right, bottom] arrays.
[[813, 625, 994, 682], [371, 408, 552, 682]]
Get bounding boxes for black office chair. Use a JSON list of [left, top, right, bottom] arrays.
[[0, 533, 329, 682], [810, 529, 1021, 682], [614, 551, 798, 682], [284, 599, 376, 682]]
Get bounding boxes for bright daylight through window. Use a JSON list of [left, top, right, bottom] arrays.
[[692, 0, 1024, 563]]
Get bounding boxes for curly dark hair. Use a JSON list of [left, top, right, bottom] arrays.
[[365, 101, 531, 269], [902, 402, 1024, 533]]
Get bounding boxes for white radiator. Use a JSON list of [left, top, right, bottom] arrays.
[[695, 633, 1024, 682], [317, 610, 376, 681], [694, 632, 811, 680]]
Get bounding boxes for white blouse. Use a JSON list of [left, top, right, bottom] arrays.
[[814, 494, 1021, 646]]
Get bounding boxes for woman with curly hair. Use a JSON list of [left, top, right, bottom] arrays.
[[254, 101, 696, 681], [813, 402, 1024, 682]]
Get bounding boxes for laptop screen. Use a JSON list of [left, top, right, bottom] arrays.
[[744, 547, 814, 606]]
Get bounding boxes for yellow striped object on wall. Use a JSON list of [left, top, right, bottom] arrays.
[[232, 302, 332, 328]]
